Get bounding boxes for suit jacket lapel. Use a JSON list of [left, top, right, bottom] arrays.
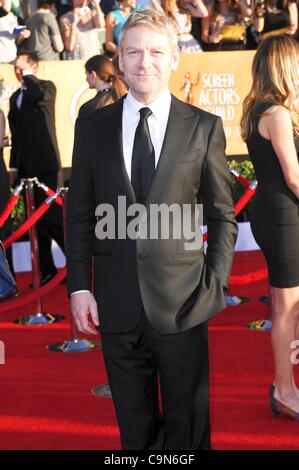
[[10, 90, 20, 113], [145, 95, 199, 205], [103, 94, 199, 207], [103, 97, 136, 204]]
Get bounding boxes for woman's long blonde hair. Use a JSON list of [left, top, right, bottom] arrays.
[[241, 35, 299, 140]]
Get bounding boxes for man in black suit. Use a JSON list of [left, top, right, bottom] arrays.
[[8, 52, 64, 284], [67, 9, 238, 450]]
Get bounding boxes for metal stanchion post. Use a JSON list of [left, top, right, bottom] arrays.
[[15, 179, 64, 325], [47, 188, 100, 353]]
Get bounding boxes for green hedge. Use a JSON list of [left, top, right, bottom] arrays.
[[9, 160, 256, 232], [11, 190, 26, 232], [228, 160, 256, 221]]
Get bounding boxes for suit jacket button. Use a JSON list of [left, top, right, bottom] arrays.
[[138, 253, 148, 260]]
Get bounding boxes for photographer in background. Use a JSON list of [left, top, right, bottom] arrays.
[[8, 52, 65, 285], [21, 0, 64, 60], [158, 0, 208, 53], [201, 0, 252, 50], [0, 0, 30, 63], [60, 0, 105, 60], [253, 0, 298, 41]]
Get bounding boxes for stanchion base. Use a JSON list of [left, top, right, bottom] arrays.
[[225, 295, 250, 306], [91, 384, 112, 398], [14, 313, 65, 325], [47, 338, 101, 352]]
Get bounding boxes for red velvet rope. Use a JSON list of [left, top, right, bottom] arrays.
[[234, 174, 251, 188], [229, 181, 268, 285], [0, 182, 67, 311], [229, 168, 252, 188], [229, 268, 268, 286], [42, 186, 63, 206], [3, 201, 52, 249], [0, 194, 19, 228], [0, 181, 63, 233], [203, 181, 257, 243], [203, 179, 267, 285], [234, 186, 256, 216], [0, 267, 66, 313], [0, 173, 266, 313]]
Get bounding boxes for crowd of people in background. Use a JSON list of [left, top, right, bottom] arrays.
[[1, 0, 298, 62]]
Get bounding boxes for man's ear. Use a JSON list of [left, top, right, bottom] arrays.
[[119, 52, 124, 73], [32, 63, 39, 75], [91, 71, 97, 80]]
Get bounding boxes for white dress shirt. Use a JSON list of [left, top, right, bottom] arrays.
[[122, 89, 172, 180], [16, 86, 26, 109], [72, 88, 172, 296]]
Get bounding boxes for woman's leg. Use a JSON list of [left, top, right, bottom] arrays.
[[270, 285, 299, 411], [294, 303, 299, 397]]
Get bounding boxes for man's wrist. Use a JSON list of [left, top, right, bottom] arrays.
[[71, 290, 91, 295]]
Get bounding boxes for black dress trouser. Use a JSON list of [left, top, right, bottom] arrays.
[[100, 308, 211, 450]]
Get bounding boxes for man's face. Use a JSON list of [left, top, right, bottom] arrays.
[[119, 26, 179, 104], [85, 70, 96, 89], [14, 55, 38, 83], [14, 65, 24, 84]]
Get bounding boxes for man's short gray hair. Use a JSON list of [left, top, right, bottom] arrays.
[[119, 8, 178, 50]]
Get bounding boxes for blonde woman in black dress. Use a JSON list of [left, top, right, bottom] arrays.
[[241, 35, 299, 420]]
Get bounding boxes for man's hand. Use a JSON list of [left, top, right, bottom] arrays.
[[70, 291, 99, 335], [18, 28, 31, 41], [14, 56, 32, 72]]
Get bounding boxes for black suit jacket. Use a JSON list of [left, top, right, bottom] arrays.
[[8, 75, 60, 177], [78, 89, 111, 117], [66, 95, 238, 334]]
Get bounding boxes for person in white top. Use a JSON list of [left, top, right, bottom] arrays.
[[0, 0, 30, 63]]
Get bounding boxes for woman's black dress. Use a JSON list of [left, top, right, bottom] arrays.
[[246, 102, 299, 288]]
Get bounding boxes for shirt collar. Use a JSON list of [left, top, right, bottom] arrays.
[[124, 89, 172, 122]]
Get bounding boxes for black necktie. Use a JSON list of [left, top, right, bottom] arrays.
[[131, 107, 155, 204]]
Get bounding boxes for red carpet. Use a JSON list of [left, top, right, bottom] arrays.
[[0, 250, 298, 450]]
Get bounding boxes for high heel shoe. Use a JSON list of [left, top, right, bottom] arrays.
[[269, 384, 299, 421]]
